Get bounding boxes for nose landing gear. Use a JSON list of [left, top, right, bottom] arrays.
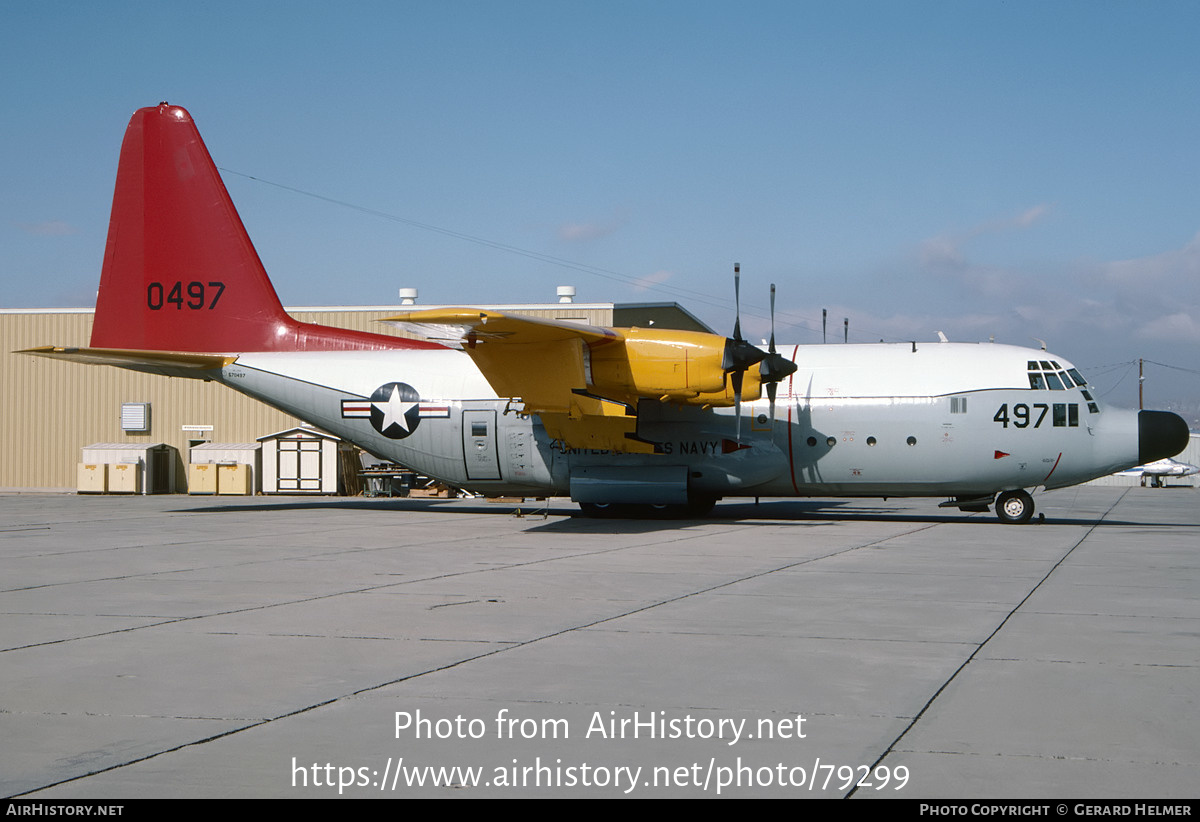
[[995, 489, 1035, 524]]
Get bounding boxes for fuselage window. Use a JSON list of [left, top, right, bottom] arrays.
[[906, 436, 917, 446], [1069, 404, 1079, 426], [950, 396, 967, 413]]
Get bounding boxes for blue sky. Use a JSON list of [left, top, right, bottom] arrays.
[[3, 1, 1199, 410]]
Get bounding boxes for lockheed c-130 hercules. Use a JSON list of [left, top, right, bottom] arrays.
[[22, 104, 1190, 523]]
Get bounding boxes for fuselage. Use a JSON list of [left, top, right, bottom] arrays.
[[218, 340, 1150, 503]]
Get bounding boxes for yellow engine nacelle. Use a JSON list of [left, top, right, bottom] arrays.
[[587, 327, 760, 407]]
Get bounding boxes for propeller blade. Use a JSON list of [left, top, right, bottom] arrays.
[[769, 283, 777, 355], [760, 352, 795, 423], [732, 263, 742, 343], [760, 283, 796, 425], [731, 368, 744, 441], [722, 263, 767, 378]]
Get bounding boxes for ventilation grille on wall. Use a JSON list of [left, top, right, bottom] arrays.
[[120, 402, 150, 433]]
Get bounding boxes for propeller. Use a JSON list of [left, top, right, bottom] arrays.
[[722, 264, 765, 440], [760, 282, 798, 420], [721, 266, 798, 439]]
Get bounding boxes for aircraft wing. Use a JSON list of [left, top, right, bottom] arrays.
[[385, 308, 762, 453], [387, 309, 620, 348], [387, 309, 652, 452], [388, 308, 622, 409]]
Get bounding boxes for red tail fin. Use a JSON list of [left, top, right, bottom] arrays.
[[90, 103, 438, 353]]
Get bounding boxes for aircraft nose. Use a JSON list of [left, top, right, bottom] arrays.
[[1139, 410, 1190, 464]]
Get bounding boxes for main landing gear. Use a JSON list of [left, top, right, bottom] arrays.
[[994, 489, 1035, 524]]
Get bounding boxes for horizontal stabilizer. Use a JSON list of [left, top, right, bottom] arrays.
[[19, 346, 235, 379]]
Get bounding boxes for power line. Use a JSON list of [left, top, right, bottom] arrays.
[[1142, 359, 1200, 379], [219, 167, 898, 343], [1092, 360, 1136, 398], [220, 167, 739, 314]]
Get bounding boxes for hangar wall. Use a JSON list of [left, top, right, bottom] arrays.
[[1, 303, 615, 491]]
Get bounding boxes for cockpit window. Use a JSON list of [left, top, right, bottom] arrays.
[[1079, 389, 1099, 414], [1028, 361, 1090, 393]]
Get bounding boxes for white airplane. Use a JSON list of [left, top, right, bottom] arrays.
[[22, 104, 1192, 523], [1116, 458, 1200, 487]]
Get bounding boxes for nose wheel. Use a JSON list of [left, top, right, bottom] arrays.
[[995, 489, 1035, 524]]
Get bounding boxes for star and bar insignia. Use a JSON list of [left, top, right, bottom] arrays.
[[341, 382, 449, 439]]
